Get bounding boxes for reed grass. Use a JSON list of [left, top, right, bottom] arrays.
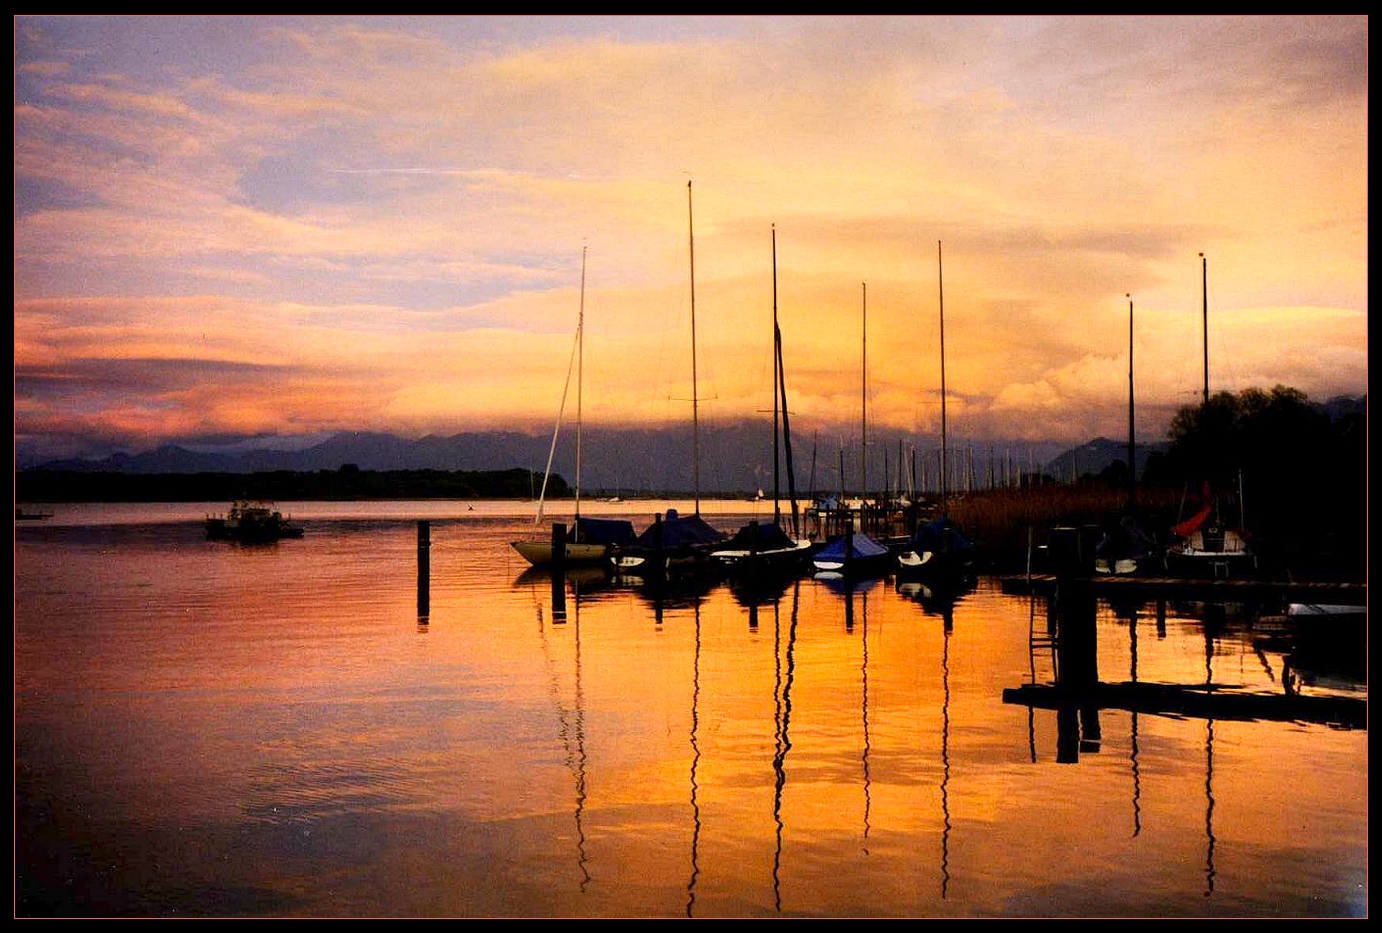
[[945, 483, 1184, 573]]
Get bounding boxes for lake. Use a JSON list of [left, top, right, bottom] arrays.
[[14, 500, 1368, 918]]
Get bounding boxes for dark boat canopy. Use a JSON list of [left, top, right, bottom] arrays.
[[575, 516, 638, 546], [724, 520, 796, 551], [909, 516, 973, 553], [633, 509, 726, 548]]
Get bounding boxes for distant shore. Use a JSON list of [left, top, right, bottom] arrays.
[[13, 466, 571, 504]]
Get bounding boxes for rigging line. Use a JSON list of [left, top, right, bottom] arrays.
[[535, 247, 587, 526]]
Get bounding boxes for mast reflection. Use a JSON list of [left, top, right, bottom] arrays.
[[686, 592, 703, 917], [772, 579, 801, 913], [1203, 621, 1217, 897], [531, 567, 591, 893], [861, 585, 872, 856]]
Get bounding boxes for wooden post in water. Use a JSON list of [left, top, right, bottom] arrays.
[[551, 522, 567, 621], [652, 512, 665, 580], [416, 520, 430, 620]]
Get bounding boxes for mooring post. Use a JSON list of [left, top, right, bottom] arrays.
[[417, 520, 430, 620], [652, 512, 665, 579], [551, 522, 567, 621], [844, 526, 854, 577]]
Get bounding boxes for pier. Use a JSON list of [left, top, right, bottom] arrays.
[[1002, 681, 1366, 730], [999, 573, 1367, 606]]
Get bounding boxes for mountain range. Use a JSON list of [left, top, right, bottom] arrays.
[[25, 423, 1073, 497], [22, 394, 1362, 496]]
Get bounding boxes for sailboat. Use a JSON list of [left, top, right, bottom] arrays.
[[511, 247, 636, 567], [1164, 253, 1256, 578], [813, 282, 893, 580], [611, 181, 726, 576], [897, 241, 975, 579], [1094, 294, 1157, 576], [712, 224, 814, 576]]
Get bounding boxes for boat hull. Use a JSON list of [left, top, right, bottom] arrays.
[[511, 540, 610, 567], [711, 540, 814, 571]]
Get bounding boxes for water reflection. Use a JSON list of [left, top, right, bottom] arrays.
[[771, 581, 801, 914], [686, 593, 702, 917], [14, 511, 1368, 918]]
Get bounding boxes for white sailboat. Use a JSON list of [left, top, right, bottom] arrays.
[[1165, 253, 1256, 577], [512, 247, 634, 567]]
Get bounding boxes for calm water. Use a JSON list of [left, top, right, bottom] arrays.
[[14, 500, 1368, 918]]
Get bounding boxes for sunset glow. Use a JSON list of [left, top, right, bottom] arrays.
[[14, 16, 1368, 465]]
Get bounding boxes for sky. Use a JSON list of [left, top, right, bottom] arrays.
[[13, 15, 1369, 466]]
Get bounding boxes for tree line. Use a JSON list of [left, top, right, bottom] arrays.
[[14, 464, 572, 503]]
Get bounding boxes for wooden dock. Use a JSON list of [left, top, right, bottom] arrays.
[[1002, 681, 1366, 730], [999, 573, 1367, 605]]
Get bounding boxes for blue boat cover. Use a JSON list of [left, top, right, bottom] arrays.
[[908, 516, 973, 553], [633, 510, 726, 548], [575, 516, 638, 546], [815, 531, 890, 562]]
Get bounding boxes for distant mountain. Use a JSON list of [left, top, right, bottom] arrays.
[[1043, 437, 1168, 483], [21, 393, 1361, 496], [25, 423, 1069, 498], [1323, 394, 1366, 421]]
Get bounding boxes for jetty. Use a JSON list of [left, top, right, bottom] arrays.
[[999, 573, 1366, 606], [1002, 680, 1366, 731]]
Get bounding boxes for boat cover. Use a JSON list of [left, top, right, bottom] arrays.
[[814, 531, 890, 562], [633, 510, 726, 548], [908, 516, 974, 553], [723, 520, 797, 550], [575, 516, 638, 546]]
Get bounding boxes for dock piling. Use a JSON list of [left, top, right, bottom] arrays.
[[417, 520, 430, 620]]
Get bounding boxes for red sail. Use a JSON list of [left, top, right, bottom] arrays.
[[1172, 481, 1214, 537]]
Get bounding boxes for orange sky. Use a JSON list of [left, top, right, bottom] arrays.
[[13, 16, 1368, 464]]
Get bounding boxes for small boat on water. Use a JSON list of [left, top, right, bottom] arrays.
[[15, 506, 54, 521], [206, 500, 304, 543], [711, 519, 815, 574], [512, 516, 636, 568], [610, 509, 726, 575], [1092, 513, 1157, 576], [1165, 479, 1255, 578], [812, 530, 894, 579], [897, 515, 975, 579]]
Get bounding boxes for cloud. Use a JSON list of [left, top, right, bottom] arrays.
[[13, 15, 1368, 463]]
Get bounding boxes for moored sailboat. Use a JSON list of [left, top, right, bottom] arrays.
[[613, 181, 728, 575], [897, 241, 976, 580], [713, 223, 813, 577], [1164, 254, 1256, 578], [1094, 293, 1157, 576], [813, 281, 891, 580], [511, 247, 635, 567]]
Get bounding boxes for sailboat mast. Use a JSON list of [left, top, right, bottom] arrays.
[[575, 244, 586, 528], [1200, 252, 1209, 409], [775, 233, 800, 539], [688, 180, 701, 515], [1127, 293, 1136, 511], [861, 282, 867, 503], [938, 241, 948, 515], [772, 225, 781, 525]]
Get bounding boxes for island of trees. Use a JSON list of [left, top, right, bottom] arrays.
[[14, 464, 571, 503]]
